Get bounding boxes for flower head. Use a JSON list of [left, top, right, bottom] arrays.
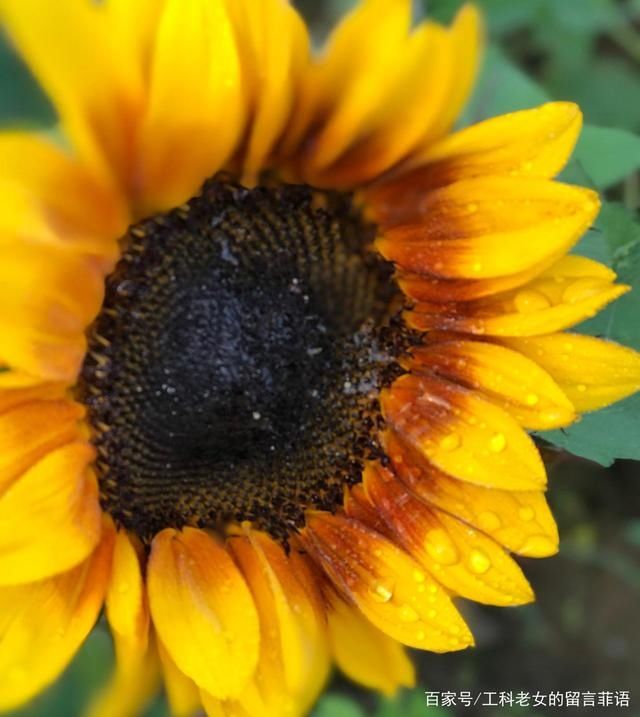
[[1, 1, 639, 716]]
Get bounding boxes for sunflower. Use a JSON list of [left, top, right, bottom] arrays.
[[1, 0, 640, 716]]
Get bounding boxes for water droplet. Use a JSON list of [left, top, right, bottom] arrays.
[[413, 569, 426, 583], [467, 203, 478, 213], [399, 605, 420, 622], [514, 289, 551, 313], [425, 528, 460, 565], [518, 506, 535, 521], [439, 433, 461, 451], [577, 383, 587, 392], [525, 393, 539, 406], [427, 609, 437, 619], [489, 432, 507, 453], [416, 630, 426, 641], [478, 511, 502, 532], [469, 549, 491, 574], [471, 261, 483, 273], [369, 581, 394, 603]]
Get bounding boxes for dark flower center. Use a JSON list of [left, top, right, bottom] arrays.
[[79, 178, 412, 541]]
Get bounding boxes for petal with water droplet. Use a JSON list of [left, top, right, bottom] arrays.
[[363, 463, 534, 606], [382, 430, 558, 557], [408, 340, 576, 429], [381, 374, 546, 490], [499, 333, 640, 413], [303, 512, 472, 651], [408, 256, 629, 337]]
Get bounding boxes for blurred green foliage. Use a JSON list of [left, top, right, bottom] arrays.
[[2, 0, 640, 715]]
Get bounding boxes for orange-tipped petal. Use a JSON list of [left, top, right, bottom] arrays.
[[304, 512, 473, 652], [147, 527, 259, 699], [376, 178, 599, 279], [398, 102, 583, 189], [381, 374, 546, 490], [363, 463, 534, 606], [408, 339, 576, 429], [408, 256, 629, 337], [382, 430, 559, 558]]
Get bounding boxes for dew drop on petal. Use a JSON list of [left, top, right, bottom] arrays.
[[514, 290, 551, 313], [369, 580, 394, 603], [469, 548, 491, 574], [518, 506, 535, 522], [425, 528, 460, 565], [478, 511, 502, 532], [525, 393, 539, 406], [399, 605, 420, 622], [489, 432, 507, 453], [439, 433, 461, 451]]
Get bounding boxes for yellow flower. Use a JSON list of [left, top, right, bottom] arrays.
[[0, 1, 639, 716]]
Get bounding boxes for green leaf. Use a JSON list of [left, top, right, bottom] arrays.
[[312, 694, 366, 717], [459, 46, 549, 126], [0, 33, 56, 129], [540, 204, 640, 465], [560, 126, 640, 190]]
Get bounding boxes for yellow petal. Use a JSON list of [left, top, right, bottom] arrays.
[[409, 101, 583, 180], [138, 0, 245, 214], [327, 593, 414, 696], [106, 530, 149, 666], [499, 333, 640, 412], [157, 642, 202, 717], [0, 399, 85, 493], [304, 512, 473, 651], [408, 256, 629, 337], [363, 463, 534, 606], [381, 374, 546, 490], [0, 0, 141, 193], [309, 21, 453, 187], [382, 430, 559, 558], [0, 519, 114, 711], [377, 178, 599, 279], [0, 246, 104, 381], [229, 528, 327, 711], [409, 339, 576, 429], [0, 134, 127, 259], [147, 527, 259, 699], [422, 4, 484, 143], [298, 0, 413, 174], [227, 0, 310, 182], [0, 442, 101, 585], [0, 379, 67, 415]]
